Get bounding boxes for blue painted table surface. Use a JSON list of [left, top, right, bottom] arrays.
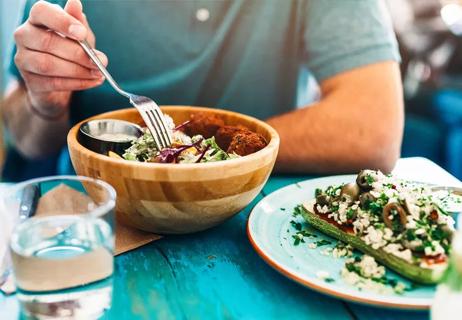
[[0, 171, 434, 320]]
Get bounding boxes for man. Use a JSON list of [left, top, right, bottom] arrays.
[[2, 0, 403, 180]]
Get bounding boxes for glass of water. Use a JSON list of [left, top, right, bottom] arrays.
[[1, 176, 116, 319]]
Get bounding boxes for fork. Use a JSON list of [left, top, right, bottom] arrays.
[[79, 40, 172, 149]]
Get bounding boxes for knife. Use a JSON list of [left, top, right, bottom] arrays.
[[18, 184, 41, 220], [1, 184, 41, 295]]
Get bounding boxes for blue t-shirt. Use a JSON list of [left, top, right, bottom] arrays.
[[8, 0, 400, 177]]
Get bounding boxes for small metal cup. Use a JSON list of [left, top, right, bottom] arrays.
[[78, 119, 143, 156]]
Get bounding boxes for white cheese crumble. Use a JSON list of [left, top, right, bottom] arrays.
[[383, 243, 413, 262], [341, 269, 393, 294], [317, 204, 329, 214], [357, 255, 385, 278], [362, 226, 387, 250], [316, 270, 331, 280], [341, 255, 406, 294], [424, 242, 446, 257], [383, 228, 394, 241], [332, 244, 353, 258]]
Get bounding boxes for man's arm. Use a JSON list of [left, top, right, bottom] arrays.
[[2, 80, 70, 159], [2, 0, 106, 159], [267, 61, 404, 174]]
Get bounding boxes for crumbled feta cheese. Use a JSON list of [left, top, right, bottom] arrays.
[[383, 228, 394, 241], [337, 202, 350, 223], [393, 282, 407, 294], [172, 130, 192, 145], [425, 241, 445, 256], [385, 189, 397, 199], [396, 249, 413, 262], [405, 200, 421, 220], [362, 226, 387, 249], [405, 219, 417, 229], [370, 190, 381, 198], [341, 255, 394, 294], [339, 201, 349, 211], [318, 204, 329, 214], [371, 181, 383, 191], [352, 211, 371, 235], [308, 243, 317, 249], [333, 244, 353, 258], [438, 214, 455, 228], [384, 244, 413, 262], [358, 255, 385, 278], [316, 270, 330, 280]]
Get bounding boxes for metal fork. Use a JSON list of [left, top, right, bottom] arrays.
[[79, 40, 172, 149]]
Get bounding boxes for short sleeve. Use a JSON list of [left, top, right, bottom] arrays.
[[8, 0, 34, 79], [304, 0, 400, 82], [8, 0, 65, 79]]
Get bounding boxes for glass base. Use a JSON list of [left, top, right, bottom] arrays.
[[18, 278, 112, 320]]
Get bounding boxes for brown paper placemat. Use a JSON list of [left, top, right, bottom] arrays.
[[114, 222, 161, 255], [35, 184, 161, 255]]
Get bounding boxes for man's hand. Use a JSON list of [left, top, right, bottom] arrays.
[[13, 0, 107, 117]]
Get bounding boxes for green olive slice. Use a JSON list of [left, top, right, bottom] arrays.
[[316, 194, 330, 206], [359, 192, 375, 208], [356, 170, 374, 191]]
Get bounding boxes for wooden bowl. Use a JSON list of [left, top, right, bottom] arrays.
[[68, 106, 279, 234]]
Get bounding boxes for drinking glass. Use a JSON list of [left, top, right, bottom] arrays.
[[1, 176, 116, 319]]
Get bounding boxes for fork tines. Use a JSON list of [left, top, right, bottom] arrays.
[[130, 97, 172, 149]]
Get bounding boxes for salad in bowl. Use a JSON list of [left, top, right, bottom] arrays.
[[123, 112, 267, 164]]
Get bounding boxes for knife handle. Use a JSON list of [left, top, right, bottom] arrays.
[[19, 184, 40, 220]]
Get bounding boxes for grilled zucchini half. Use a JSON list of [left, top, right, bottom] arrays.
[[300, 204, 446, 285]]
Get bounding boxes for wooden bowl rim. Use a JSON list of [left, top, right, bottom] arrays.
[[68, 106, 280, 172]]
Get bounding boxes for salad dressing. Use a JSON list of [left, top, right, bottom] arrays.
[[96, 133, 137, 142]]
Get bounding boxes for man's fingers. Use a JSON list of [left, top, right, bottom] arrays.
[[81, 13, 96, 45], [15, 49, 103, 79], [22, 71, 104, 92], [65, 1, 96, 45], [15, 24, 107, 69], [65, 0, 84, 22], [28, 1, 87, 40]]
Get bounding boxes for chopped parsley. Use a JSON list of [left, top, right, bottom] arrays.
[[292, 230, 318, 246], [315, 239, 332, 247], [365, 174, 375, 185], [292, 204, 306, 217], [346, 208, 356, 220], [315, 188, 323, 197], [290, 220, 302, 231]]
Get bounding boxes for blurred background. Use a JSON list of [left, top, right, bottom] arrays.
[[1, 0, 462, 180]]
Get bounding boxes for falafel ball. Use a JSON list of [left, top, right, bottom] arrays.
[[216, 126, 245, 150], [227, 131, 267, 156], [184, 112, 225, 138]]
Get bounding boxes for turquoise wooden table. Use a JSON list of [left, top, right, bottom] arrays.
[[3, 158, 454, 320]]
